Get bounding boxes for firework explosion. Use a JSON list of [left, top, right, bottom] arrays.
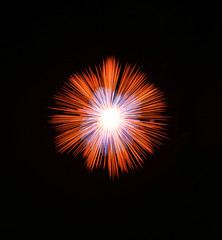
[[50, 57, 168, 178]]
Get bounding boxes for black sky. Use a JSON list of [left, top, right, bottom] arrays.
[[3, 0, 222, 236]]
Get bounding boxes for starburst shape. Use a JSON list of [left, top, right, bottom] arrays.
[[50, 57, 168, 178]]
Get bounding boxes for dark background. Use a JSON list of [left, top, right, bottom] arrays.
[[3, 0, 221, 236]]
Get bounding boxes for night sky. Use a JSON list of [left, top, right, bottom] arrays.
[[4, 0, 222, 236]]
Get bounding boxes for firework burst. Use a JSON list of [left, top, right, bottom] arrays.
[[50, 57, 168, 178]]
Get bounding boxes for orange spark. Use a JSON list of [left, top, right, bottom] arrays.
[[49, 57, 168, 179]]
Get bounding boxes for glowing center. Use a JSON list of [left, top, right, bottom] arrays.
[[101, 107, 122, 131]]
